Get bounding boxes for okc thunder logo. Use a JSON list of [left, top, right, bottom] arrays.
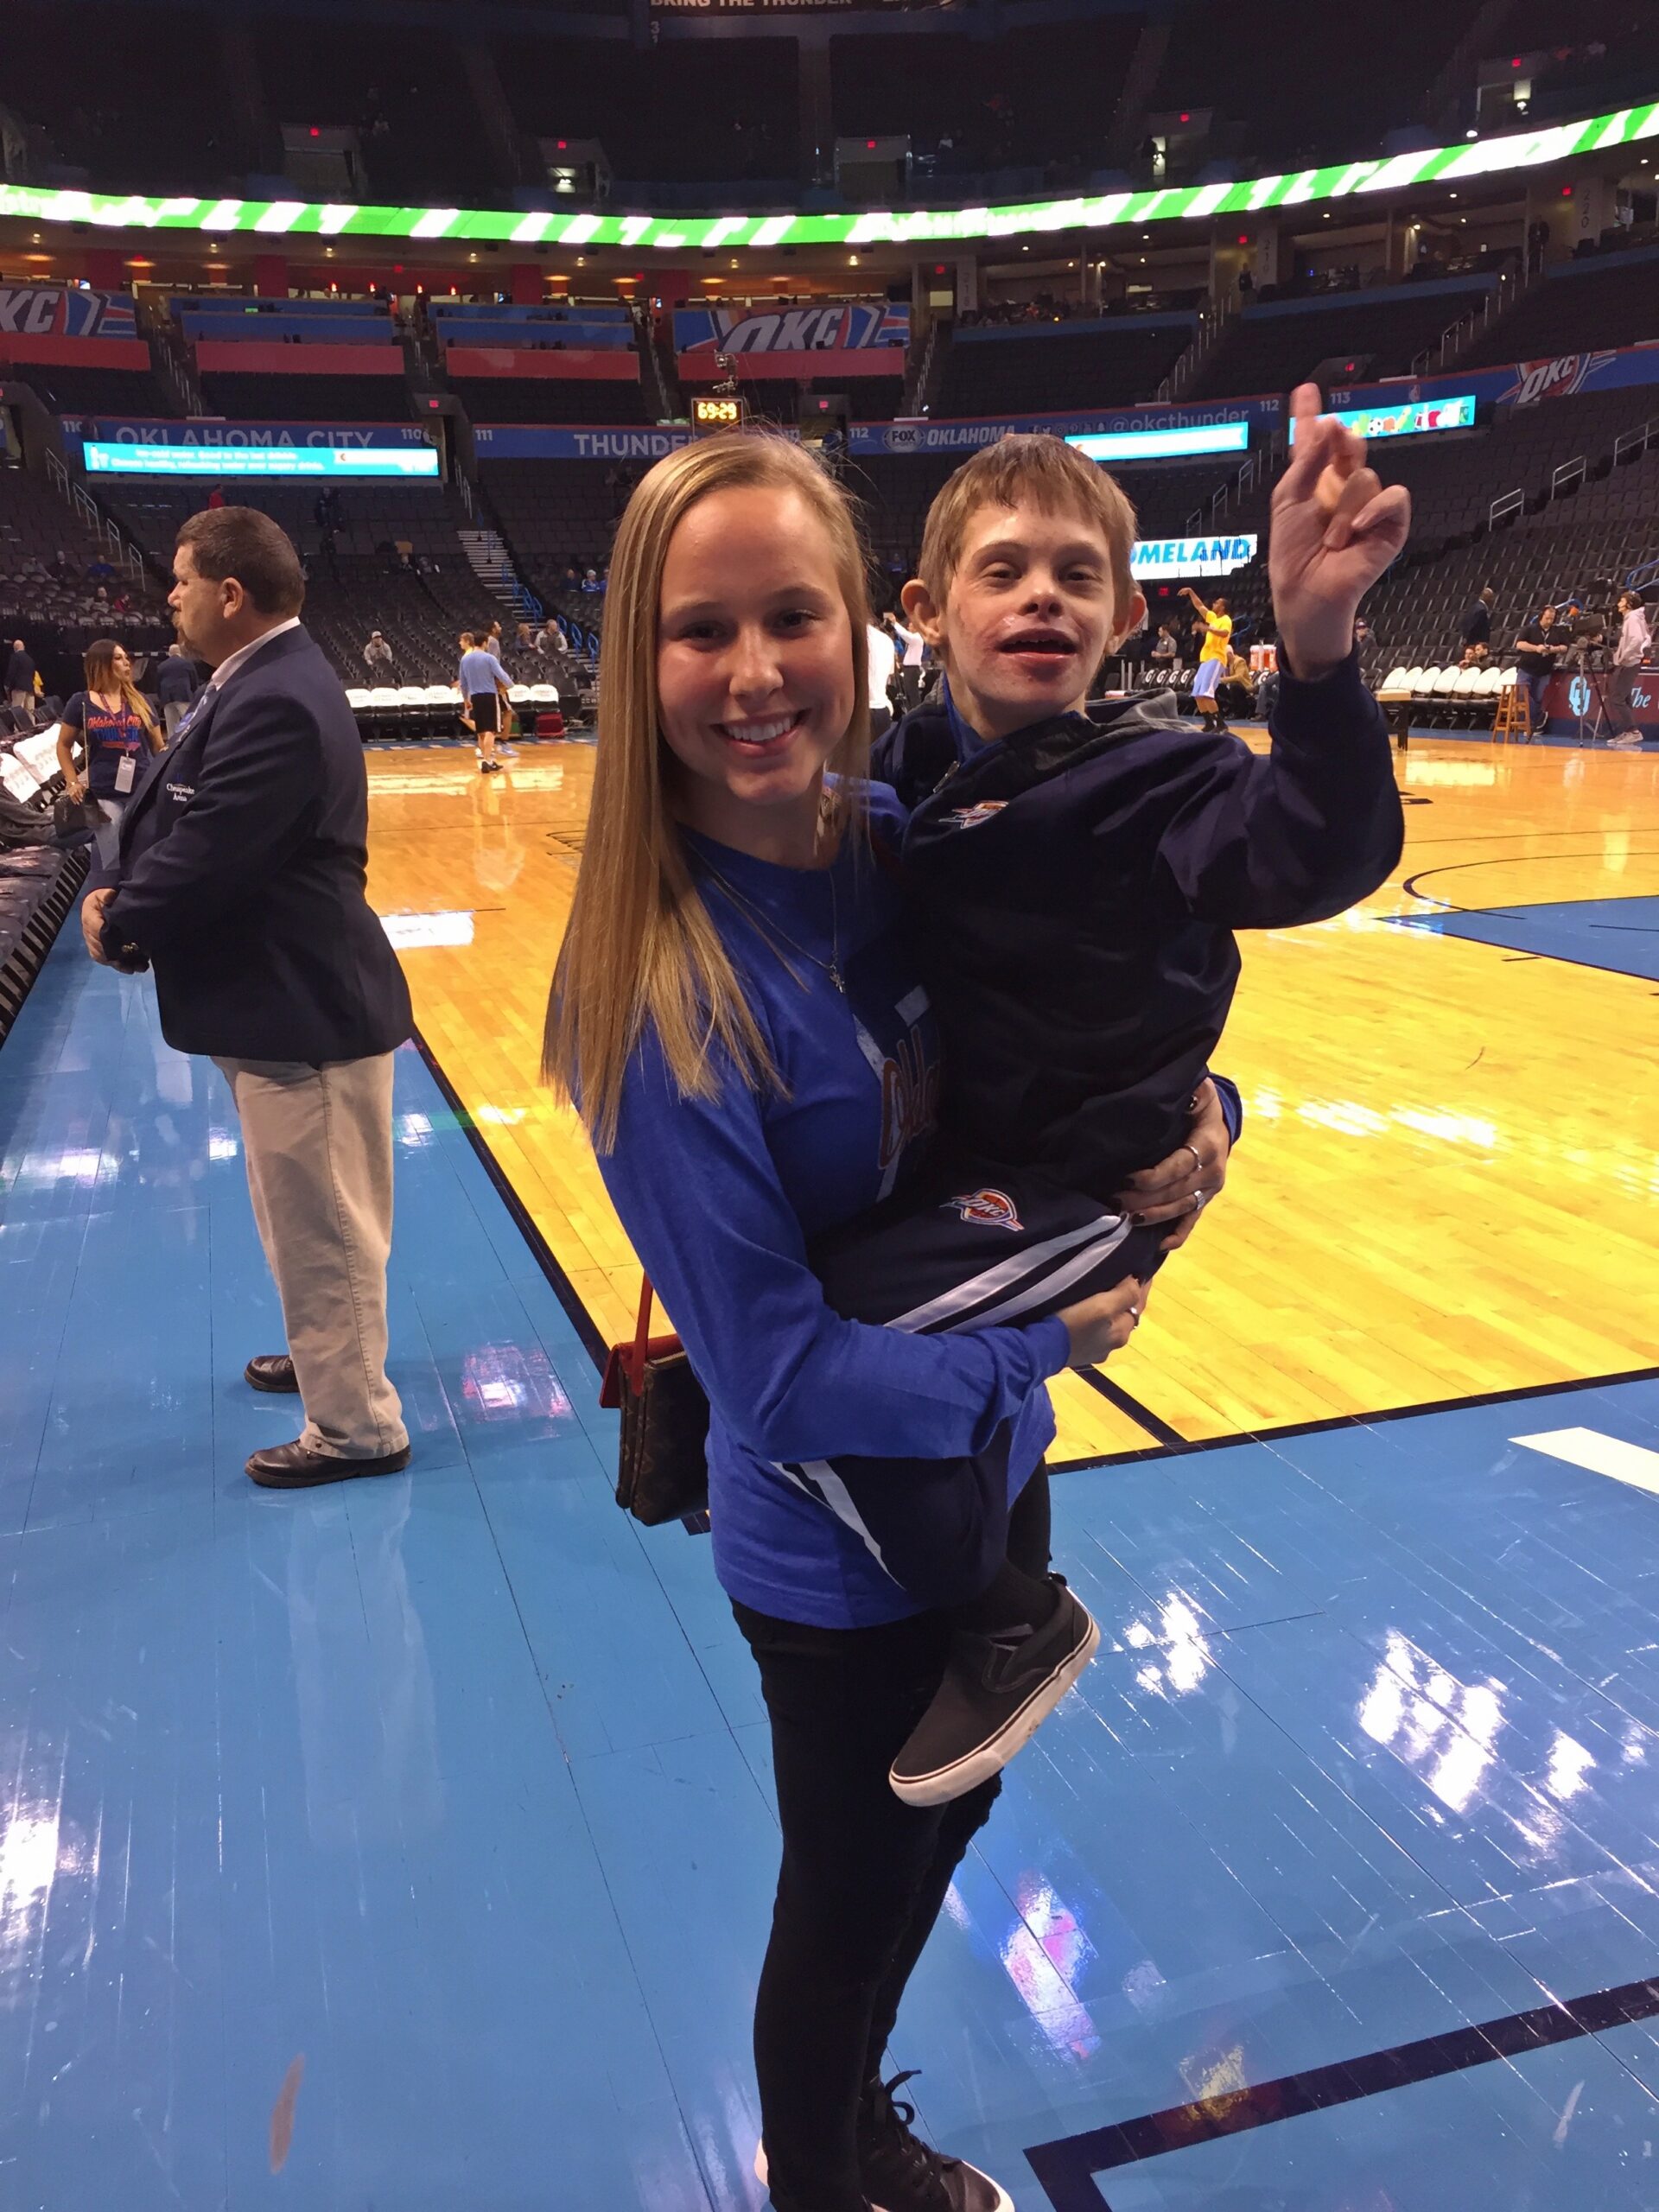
[[945, 801, 1009, 831], [948, 1188, 1023, 1230]]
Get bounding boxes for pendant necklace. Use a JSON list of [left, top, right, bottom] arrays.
[[699, 859, 846, 995]]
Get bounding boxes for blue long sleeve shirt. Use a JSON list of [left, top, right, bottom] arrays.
[[596, 790, 1071, 1630], [459, 648, 510, 696]]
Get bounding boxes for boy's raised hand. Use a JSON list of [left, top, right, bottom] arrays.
[[1270, 383, 1410, 680]]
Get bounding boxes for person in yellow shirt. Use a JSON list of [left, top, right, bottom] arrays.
[[1179, 585, 1233, 720]]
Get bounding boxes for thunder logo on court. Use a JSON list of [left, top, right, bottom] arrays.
[[946, 1188, 1024, 1231]]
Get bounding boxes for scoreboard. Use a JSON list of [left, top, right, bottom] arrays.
[[690, 394, 749, 434]]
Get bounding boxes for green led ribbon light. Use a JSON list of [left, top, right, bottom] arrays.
[[3, 105, 1656, 251]]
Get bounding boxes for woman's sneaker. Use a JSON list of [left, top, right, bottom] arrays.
[[753, 2071, 1013, 2211], [889, 1579, 1098, 1806], [858, 2072, 1014, 2211]]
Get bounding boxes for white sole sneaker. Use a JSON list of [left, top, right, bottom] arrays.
[[890, 1604, 1101, 1808], [754, 2136, 1014, 2210]]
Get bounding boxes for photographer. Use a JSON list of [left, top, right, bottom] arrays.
[[1515, 604, 1567, 738], [1607, 590, 1652, 750]]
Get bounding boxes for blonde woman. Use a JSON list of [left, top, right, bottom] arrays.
[[546, 434, 1201, 2212], [56, 639, 165, 868]]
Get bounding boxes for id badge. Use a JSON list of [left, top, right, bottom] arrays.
[[114, 752, 137, 794]]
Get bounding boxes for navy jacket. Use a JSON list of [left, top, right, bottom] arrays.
[[99, 624, 412, 1063], [157, 653, 200, 705], [873, 652, 1402, 1198]]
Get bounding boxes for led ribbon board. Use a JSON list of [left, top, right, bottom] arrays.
[[4, 104, 1654, 250], [1289, 393, 1478, 441], [82, 439, 440, 478], [1131, 534, 1258, 577], [1067, 420, 1249, 462]]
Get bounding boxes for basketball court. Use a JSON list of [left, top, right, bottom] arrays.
[[5, 734, 1659, 2210]]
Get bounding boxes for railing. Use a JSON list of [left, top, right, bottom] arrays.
[[43, 450, 147, 587], [630, 302, 678, 423], [1408, 261, 1527, 378], [1613, 417, 1656, 467], [1488, 486, 1523, 530], [1157, 298, 1233, 405], [1185, 435, 1283, 535], [1550, 454, 1586, 501], [903, 316, 943, 418]]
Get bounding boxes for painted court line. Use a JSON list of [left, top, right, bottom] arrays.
[[1511, 1426, 1659, 1497]]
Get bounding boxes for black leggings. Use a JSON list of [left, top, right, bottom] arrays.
[[733, 1470, 1052, 2212]]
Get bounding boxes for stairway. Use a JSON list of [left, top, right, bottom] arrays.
[[458, 526, 541, 621]]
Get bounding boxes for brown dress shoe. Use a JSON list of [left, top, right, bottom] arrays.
[[245, 1439, 412, 1489], [245, 1354, 299, 1393]]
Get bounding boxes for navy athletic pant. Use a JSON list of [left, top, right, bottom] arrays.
[[794, 1158, 1165, 1607]]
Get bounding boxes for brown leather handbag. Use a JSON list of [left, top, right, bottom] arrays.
[[600, 1276, 711, 1526]]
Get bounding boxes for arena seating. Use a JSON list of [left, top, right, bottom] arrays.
[[3, 361, 180, 419], [1141, 0, 1490, 172], [1369, 387, 1659, 555], [477, 459, 625, 598], [5, 2, 232, 195], [195, 372, 414, 423], [934, 315, 1198, 416], [1459, 244, 1659, 367], [98, 478, 516, 687], [1192, 280, 1499, 399], [1372, 662, 1522, 730], [430, 304, 635, 353], [0, 468, 164, 683], [1364, 501, 1659, 677], [830, 15, 1144, 182], [0, 840, 88, 1050], [254, 18, 504, 201], [451, 378, 650, 426], [499, 35, 797, 188], [175, 297, 400, 348]]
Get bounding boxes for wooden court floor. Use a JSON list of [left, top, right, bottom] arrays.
[[364, 735, 1659, 1461]]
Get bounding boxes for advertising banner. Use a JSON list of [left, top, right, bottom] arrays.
[[1130, 534, 1259, 580], [1499, 345, 1659, 405], [675, 302, 910, 354], [64, 417, 438, 454], [84, 439, 439, 479], [870, 399, 1281, 454], [0, 284, 136, 339], [1067, 421, 1250, 463], [1289, 393, 1477, 442]]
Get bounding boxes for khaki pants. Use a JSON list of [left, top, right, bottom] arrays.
[[214, 1052, 407, 1459]]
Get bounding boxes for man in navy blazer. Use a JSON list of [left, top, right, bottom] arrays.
[[82, 506, 415, 1489]]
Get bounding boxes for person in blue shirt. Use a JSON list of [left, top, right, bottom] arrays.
[[544, 434, 1236, 2212], [55, 638, 166, 868], [456, 630, 512, 772]]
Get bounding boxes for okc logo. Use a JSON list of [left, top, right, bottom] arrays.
[[1569, 675, 1592, 718], [945, 801, 1008, 831], [948, 1188, 1023, 1231]]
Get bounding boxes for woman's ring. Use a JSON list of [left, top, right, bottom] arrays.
[[1190, 1189, 1207, 1211], [1178, 1141, 1204, 1175]]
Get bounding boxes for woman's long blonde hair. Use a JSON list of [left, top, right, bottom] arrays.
[[543, 432, 873, 1150], [83, 638, 157, 739]]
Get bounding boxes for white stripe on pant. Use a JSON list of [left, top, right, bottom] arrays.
[[213, 1052, 408, 1459]]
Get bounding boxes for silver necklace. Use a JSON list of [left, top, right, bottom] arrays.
[[699, 858, 846, 995]]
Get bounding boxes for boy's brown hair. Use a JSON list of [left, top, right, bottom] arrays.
[[917, 433, 1139, 632]]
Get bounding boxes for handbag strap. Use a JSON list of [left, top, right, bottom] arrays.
[[626, 1274, 656, 1392]]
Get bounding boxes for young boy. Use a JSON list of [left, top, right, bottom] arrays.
[[792, 385, 1409, 1808]]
